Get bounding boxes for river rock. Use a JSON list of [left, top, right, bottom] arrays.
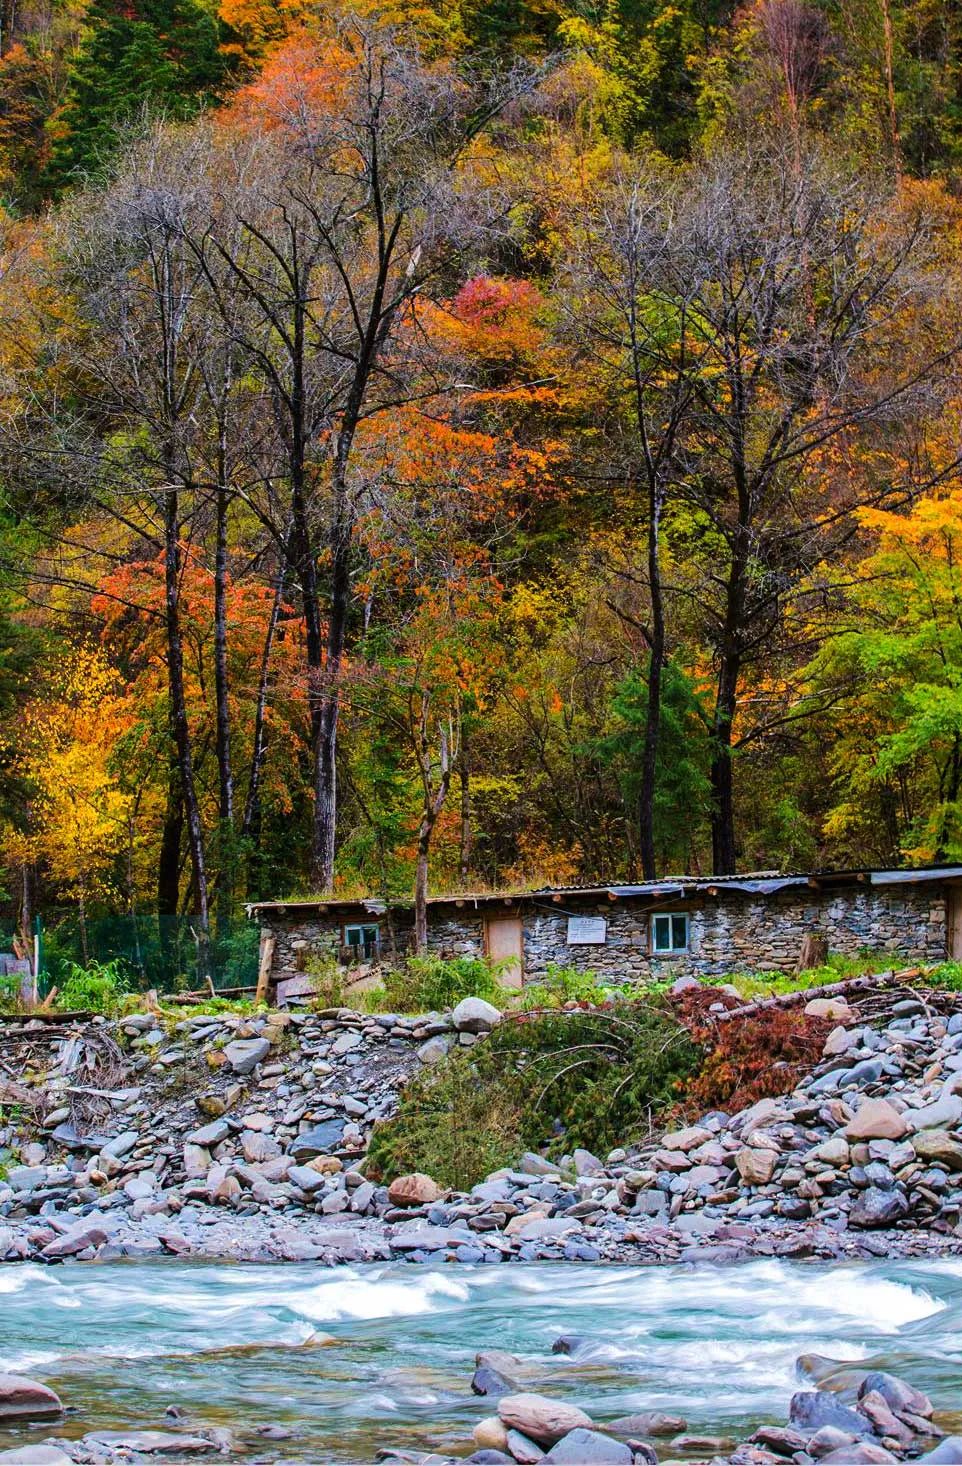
[[451, 997, 502, 1033], [849, 1186, 909, 1228], [506, 1428, 546, 1463], [735, 1147, 777, 1185], [543, 1428, 632, 1463], [921, 1439, 962, 1463], [223, 1037, 271, 1074], [497, 1394, 593, 1447], [289, 1121, 344, 1158], [806, 998, 853, 1021], [844, 1099, 909, 1141], [40, 1225, 109, 1259], [912, 1130, 962, 1169], [607, 1413, 687, 1438], [907, 1091, 962, 1131], [820, 1448, 898, 1464], [859, 1370, 933, 1417], [0, 1375, 62, 1421], [388, 1173, 441, 1206], [187, 1120, 230, 1147], [808, 1426, 860, 1457], [788, 1391, 872, 1437], [661, 1125, 711, 1152], [474, 1418, 510, 1452], [0, 1450, 74, 1464], [86, 1430, 217, 1453]]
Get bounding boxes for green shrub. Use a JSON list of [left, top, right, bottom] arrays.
[[366, 998, 701, 1188], [517, 963, 635, 1009], [57, 958, 130, 1014], [923, 961, 962, 991], [305, 952, 346, 1009], [0, 971, 21, 1013], [378, 955, 502, 1013]]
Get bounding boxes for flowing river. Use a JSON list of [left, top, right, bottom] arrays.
[[2, 1258, 962, 1462]]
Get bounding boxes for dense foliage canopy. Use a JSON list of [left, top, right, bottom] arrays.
[[1, 0, 962, 952]]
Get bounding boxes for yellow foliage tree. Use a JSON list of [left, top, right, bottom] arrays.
[[12, 646, 135, 954]]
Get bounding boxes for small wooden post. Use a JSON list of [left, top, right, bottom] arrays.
[[796, 932, 829, 973], [255, 928, 276, 1006]]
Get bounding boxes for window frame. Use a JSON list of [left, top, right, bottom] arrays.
[[342, 922, 381, 961], [650, 911, 690, 956]]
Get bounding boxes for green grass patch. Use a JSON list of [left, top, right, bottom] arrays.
[[717, 949, 905, 1000]]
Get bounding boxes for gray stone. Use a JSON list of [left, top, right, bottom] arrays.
[[289, 1121, 344, 1158], [849, 1186, 909, 1228], [921, 1439, 962, 1463], [86, 1431, 217, 1454], [497, 1395, 594, 1448], [187, 1120, 230, 1146], [789, 1392, 872, 1437], [451, 997, 502, 1033], [223, 1037, 271, 1073], [0, 1375, 63, 1420], [543, 1429, 631, 1464], [0, 1449, 73, 1464]]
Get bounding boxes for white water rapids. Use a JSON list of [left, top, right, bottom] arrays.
[[2, 1257, 961, 1461]]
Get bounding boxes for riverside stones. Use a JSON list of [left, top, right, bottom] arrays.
[[0, 1374, 63, 1420], [388, 1173, 442, 1207], [222, 1037, 271, 1074], [497, 1396, 593, 1447], [7, 978, 962, 1271], [845, 1099, 909, 1141]]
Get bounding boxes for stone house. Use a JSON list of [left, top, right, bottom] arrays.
[[247, 866, 962, 1002]]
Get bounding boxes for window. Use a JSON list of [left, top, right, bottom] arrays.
[[651, 912, 689, 955], [343, 923, 380, 962]]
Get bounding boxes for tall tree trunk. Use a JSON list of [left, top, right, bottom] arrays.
[[879, 0, 903, 176], [213, 480, 234, 934], [157, 756, 183, 916], [242, 550, 288, 855], [164, 485, 211, 973], [312, 478, 352, 890], [638, 484, 666, 880], [710, 652, 740, 875], [414, 819, 433, 953], [458, 737, 472, 886]]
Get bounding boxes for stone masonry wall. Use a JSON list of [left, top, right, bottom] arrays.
[[259, 884, 948, 990]]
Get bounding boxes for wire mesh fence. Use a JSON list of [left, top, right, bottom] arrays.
[[36, 912, 261, 999]]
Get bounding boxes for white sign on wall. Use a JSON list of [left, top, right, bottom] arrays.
[[566, 916, 608, 946]]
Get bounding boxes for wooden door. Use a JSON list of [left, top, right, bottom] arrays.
[[486, 916, 523, 989], [948, 887, 962, 960]]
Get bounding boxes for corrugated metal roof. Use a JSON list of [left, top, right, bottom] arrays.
[[246, 864, 962, 915]]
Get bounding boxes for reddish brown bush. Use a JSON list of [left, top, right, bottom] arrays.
[[675, 992, 831, 1115]]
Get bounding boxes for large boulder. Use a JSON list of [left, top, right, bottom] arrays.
[[498, 1394, 593, 1447], [844, 1099, 909, 1141], [387, 1172, 441, 1207], [451, 997, 502, 1033], [0, 1375, 63, 1421]]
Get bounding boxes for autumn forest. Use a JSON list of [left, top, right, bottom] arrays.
[[2, 0, 962, 959]]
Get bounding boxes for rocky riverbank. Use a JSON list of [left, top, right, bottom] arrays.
[[438, 1355, 962, 1466], [3, 984, 962, 1266]]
